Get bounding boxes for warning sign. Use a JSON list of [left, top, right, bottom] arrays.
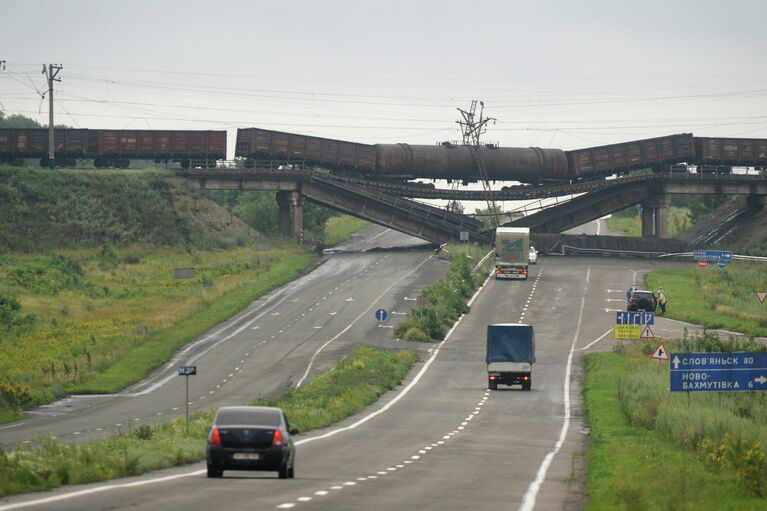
[[614, 324, 641, 339], [651, 342, 669, 361], [757, 291, 767, 304], [641, 324, 655, 339]]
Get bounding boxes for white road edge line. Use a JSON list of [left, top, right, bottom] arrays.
[[0, 470, 207, 511], [518, 267, 589, 511], [0, 264, 496, 511], [295, 253, 436, 388], [574, 329, 613, 351]]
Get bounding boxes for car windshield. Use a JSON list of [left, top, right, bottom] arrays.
[[216, 409, 281, 427]]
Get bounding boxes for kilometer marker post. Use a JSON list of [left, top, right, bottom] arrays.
[[178, 366, 197, 434]]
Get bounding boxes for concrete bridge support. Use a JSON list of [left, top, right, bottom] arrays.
[[641, 196, 670, 239], [276, 190, 305, 242]]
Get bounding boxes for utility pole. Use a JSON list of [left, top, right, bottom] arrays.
[[42, 64, 63, 167], [456, 100, 499, 227]]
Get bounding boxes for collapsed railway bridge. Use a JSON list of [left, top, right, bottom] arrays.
[[177, 166, 767, 247]]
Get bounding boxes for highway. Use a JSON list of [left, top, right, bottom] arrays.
[[0, 226, 444, 450], [0, 219, 743, 511]]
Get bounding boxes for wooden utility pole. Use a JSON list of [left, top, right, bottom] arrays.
[[42, 64, 63, 167]]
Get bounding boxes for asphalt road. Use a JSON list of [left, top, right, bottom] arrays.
[[2, 219, 755, 511], [0, 226, 445, 450]]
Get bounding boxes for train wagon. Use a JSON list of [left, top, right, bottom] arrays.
[[565, 133, 695, 179], [694, 137, 767, 167], [0, 128, 90, 166], [89, 130, 226, 168], [236, 128, 569, 183], [236, 128, 377, 170]]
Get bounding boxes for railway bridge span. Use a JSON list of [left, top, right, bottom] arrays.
[[178, 167, 767, 245]]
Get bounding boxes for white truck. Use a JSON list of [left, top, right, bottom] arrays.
[[494, 227, 530, 280], [486, 323, 535, 391]]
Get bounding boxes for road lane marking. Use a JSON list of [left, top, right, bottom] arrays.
[[575, 329, 613, 351], [519, 267, 589, 511], [6, 256, 496, 511], [295, 254, 435, 388], [0, 470, 207, 510]]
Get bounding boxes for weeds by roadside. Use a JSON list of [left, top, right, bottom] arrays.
[[394, 244, 491, 342], [585, 332, 767, 509]]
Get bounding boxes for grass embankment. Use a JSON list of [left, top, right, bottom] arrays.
[[585, 335, 767, 510], [323, 216, 369, 246], [0, 245, 315, 410], [394, 244, 492, 342], [606, 207, 692, 238], [0, 346, 418, 498], [646, 262, 767, 337]]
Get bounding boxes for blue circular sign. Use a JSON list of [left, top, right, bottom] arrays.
[[717, 259, 726, 269], [375, 308, 388, 322]]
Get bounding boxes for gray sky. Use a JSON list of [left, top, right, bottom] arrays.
[[2, 0, 767, 159]]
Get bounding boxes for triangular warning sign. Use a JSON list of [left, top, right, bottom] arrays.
[[641, 324, 655, 340], [651, 342, 669, 360], [757, 291, 767, 304]]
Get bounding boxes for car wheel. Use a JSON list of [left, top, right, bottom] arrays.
[[489, 381, 498, 390], [207, 464, 223, 478], [288, 464, 295, 479], [523, 380, 531, 391], [278, 462, 289, 479]]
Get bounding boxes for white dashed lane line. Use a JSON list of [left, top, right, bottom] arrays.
[[276, 390, 491, 509]]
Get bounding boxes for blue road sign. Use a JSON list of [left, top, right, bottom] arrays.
[[670, 352, 767, 392], [693, 250, 732, 261], [717, 259, 727, 269], [615, 311, 654, 325], [375, 308, 388, 322], [178, 366, 197, 376]]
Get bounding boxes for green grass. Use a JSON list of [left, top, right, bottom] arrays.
[[393, 244, 491, 342], [646, 262, 767, 337], [606, 215, 641, 237], [0, 346, 419, 498], [69, 253, 314, 394], [584, 347, 766, 510], [323, 215, 369, 246], [0, 246, 317, 412]]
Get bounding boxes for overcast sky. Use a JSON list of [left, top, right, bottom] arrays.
[[2, 0, 767, 159]]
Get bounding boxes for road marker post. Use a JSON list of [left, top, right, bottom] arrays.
[[178, 366, 197, 434]]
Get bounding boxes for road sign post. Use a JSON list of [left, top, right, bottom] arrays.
[[652, 342, 669, 374], [178, 366, 197, 433], [757, 292, 766, 319], [670, 352, 767, 393], [613, 311, 654, 340]]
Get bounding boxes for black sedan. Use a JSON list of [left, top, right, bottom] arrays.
[[627, 290, 657, 312], [206, 406, 297, 478]]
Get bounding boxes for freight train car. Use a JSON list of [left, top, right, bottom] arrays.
[[235, 128, 377, 170], [88, 130, 226, 168], [0, 128, 90, 166], [235, 128, 569, 183], [0, 128, 226, 168], [694, 137, 767, 168], [564, 133, 695, 179]]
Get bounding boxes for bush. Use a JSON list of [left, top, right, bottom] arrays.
[[8, 255, 85, 295]]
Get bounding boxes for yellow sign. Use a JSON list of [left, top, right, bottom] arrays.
[[614, 324, 641, 339]]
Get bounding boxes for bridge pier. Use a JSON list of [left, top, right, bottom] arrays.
[[641, 196, 670, 239], [276, 190, 304, 242]]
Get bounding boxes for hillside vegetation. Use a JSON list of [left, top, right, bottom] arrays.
[[0, 165, 365, 419]]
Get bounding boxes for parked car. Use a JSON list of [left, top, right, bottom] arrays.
[[627, 290, 657, 312], [206, 406, 297, 479], [529, 246, 538, 264]]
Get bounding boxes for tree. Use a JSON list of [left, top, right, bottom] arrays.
[[0, 111, 42, 128]]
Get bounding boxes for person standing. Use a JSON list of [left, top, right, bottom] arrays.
[[657, 287, 667, 314]]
